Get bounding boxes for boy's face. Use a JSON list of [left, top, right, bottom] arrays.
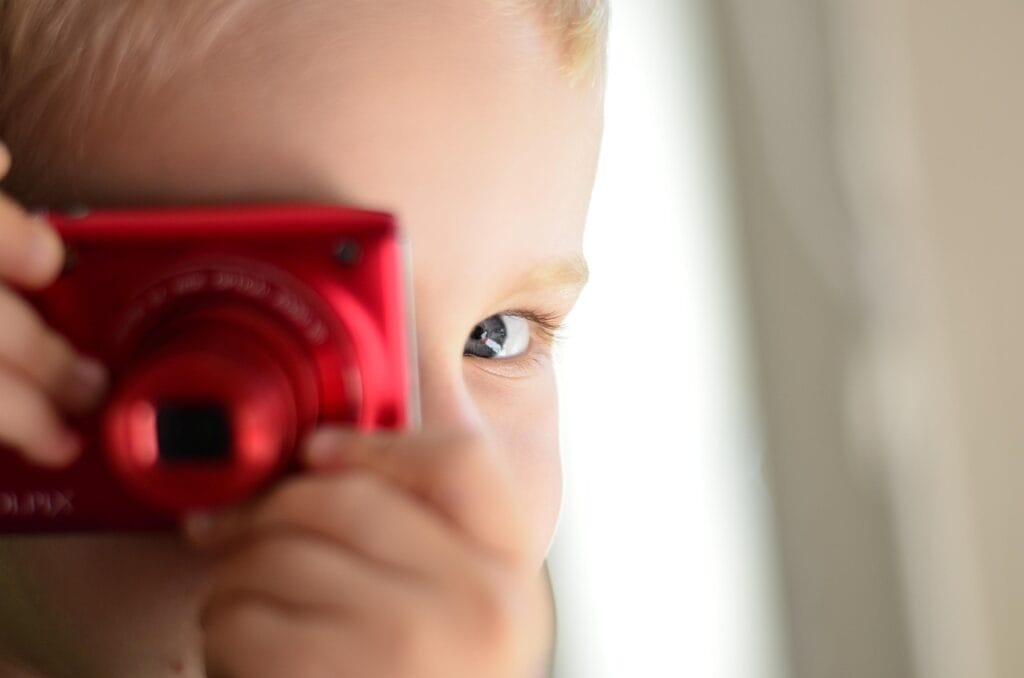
[[70, 1, 599, 554], [1, 1, 601, 673]]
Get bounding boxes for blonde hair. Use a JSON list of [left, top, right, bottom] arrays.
[[0, 0, 608, 203], [500, 0, 609, 80]]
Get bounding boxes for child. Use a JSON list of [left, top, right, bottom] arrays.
[[0, 0, 606, 675]]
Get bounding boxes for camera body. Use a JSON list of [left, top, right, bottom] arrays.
[[0, 204, 414, 532]]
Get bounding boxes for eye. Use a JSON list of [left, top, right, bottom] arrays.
[[464, 314, 531, 359]]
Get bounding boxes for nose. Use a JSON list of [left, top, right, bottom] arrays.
[[415, 352, 483, 434]]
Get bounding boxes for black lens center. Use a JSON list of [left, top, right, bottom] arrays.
[[156, 402, 232, 463]]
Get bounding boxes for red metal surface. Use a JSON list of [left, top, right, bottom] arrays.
[[0, 204, 412, 532]]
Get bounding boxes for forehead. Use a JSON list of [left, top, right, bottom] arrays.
[[76, 1, 603, 303]]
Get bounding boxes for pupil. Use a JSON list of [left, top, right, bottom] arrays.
[[466, 315, 508, 358], [479, 316, 507, 345]]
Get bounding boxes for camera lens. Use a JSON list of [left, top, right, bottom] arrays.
[[103, 305, 318, 512], [155, 402, 231, 463]]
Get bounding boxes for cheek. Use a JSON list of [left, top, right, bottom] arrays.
[[467, 367, 562, 565]]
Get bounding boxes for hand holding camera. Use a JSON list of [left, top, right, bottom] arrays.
[[192, 427, 551, 678], [0, 155, 413, 530], [0, 145, 550, 676], [0, 143, 108, 468]]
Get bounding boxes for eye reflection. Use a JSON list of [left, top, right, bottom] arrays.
[[464, 314, 530, 359]]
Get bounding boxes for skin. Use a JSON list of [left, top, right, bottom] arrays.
[[0, 2, 602, 677]]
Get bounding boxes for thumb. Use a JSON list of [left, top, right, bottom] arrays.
[[0, 141, 10, 180]]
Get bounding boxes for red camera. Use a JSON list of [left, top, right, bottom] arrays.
[[0, 204, 415, 532]]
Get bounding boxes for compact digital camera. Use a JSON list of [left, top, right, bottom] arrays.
[[0, 204, 415, 532]]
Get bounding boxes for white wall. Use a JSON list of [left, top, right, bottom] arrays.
[[548, 2, 787, 676]]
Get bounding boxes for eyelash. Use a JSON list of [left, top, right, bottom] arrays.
[[511, 309, 564, 346], [467, 308, 566, 378]]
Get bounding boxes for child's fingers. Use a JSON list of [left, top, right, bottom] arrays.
[[0, 367, 82, 466], [0, 141, 10, 179], [186, 470, 481, 582], [0, 194, 66, 289], [301, 428, 530, 566], [203, 532, 408, 615], [0, 285, 108, 415], [202, 597, 361, 678]]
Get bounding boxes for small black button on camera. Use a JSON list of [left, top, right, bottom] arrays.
[[333, 240, 362, 266]]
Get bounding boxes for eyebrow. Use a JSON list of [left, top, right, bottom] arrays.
[[515, 254, 590, 295]]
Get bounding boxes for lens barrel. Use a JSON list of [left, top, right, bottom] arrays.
[[103, 302, 321, 511]]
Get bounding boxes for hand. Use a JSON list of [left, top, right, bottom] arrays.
[[0, 141, 108, 466], [187, 429, 553, 678]]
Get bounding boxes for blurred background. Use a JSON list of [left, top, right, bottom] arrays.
[[549, 1, 1024, 677]]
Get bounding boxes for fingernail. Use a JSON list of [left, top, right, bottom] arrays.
[[183, 511, 216, 543], [72, 356, 108, 400], [38, 430, 82, 467], [302, 428, 353, 465], [24, 219, 63, 284]]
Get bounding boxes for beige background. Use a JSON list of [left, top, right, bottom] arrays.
[[715, 0, 1023, 676]]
